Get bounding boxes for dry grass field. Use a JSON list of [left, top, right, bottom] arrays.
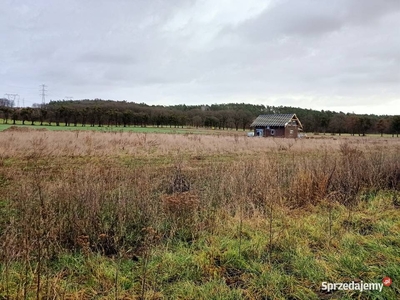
[[0, 126, 394, 157], [0, 128, 399, 299]]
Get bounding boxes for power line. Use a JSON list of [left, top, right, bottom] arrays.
[[64, 96, 73, 100]]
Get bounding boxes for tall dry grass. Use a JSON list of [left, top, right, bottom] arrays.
[[0, 130, 399, 297], [1, 129, 398, 159]]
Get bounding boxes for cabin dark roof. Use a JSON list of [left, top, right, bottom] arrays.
[[250, 114, 298, 127]]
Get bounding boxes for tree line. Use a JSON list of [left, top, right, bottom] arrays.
[[0, 98, 399, 136]]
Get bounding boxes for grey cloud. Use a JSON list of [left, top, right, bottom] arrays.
[[0, 0, 399, 114], [76, 52, 137, 65], [231, 0, 400, 42]]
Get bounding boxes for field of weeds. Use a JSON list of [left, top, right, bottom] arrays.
[[0, 130, 399, 299]]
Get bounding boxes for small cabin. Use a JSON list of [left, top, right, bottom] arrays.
[[250, 114, 303, 138]]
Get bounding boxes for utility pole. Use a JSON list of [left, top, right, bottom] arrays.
[[40, 84, 47, 105]]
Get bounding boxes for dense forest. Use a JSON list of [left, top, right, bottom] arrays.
[[0, 98, 400, 136]]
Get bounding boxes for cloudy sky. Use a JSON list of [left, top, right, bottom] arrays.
[[1, 0, 399, 115]]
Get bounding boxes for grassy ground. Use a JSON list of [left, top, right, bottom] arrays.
[[2, 195, 399, 299], [0, 131, 399, 299], [0, 122, 246, 136]]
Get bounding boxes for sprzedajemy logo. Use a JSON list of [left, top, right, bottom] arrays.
[[321, 277, 392, 293]]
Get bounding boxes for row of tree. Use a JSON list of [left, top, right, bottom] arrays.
[[0, 99, 399, 136]]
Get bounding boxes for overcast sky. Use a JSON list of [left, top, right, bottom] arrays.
[[1, 0, 399, 115]]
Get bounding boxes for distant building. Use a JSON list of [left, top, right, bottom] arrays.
[[250, 114, 303, 138]]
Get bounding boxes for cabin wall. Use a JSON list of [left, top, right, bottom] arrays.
[[285, 125, 298, 138], [266, 127, 284, 137], [254, 126, 285, 137]]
